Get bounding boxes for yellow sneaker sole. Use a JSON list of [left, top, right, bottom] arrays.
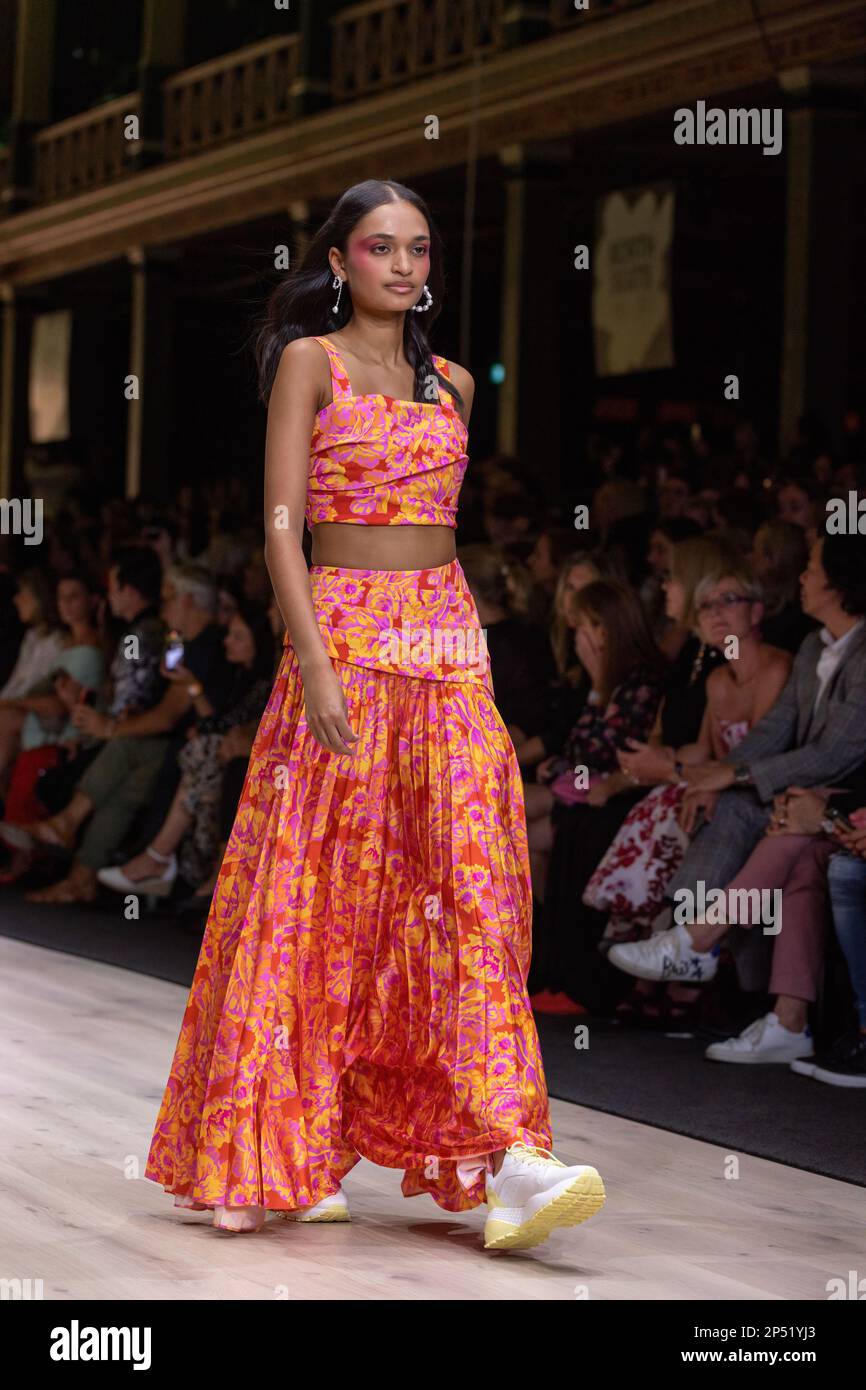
[[483, 1168, 605, 1250], [276, 1205, 350, 1223]]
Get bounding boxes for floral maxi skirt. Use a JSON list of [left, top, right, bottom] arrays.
[[144, 558, 553, 1214]]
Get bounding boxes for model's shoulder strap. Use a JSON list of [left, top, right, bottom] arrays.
[[312, 336, 353, 401]]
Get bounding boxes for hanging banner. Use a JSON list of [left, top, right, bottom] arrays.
[[29, 309, 72, 442], [592, 183, 675, 376]]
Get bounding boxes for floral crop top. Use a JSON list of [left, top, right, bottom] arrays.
[[305, 335, 469, 528]]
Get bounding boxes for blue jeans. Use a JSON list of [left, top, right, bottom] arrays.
[[827, 852, 866, 1028]]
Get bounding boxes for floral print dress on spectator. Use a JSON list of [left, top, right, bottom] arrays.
[[583, 718, 750, 939], [551, 664, 667, 801]]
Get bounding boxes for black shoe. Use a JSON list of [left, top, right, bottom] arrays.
[[790, 1029, 866, 1087]]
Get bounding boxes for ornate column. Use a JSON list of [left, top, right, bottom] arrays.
[[497, 142, 567, 502], [0, 284, 34, 497], [125, 247, 177, 500]]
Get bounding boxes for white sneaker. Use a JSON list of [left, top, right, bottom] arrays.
[[276, 1185, 350, 1223], [97, 853, 177, 897], [705, 1011, 813, 1064], [608, 922, 719, 983], [483, 1142, 605, 1251]]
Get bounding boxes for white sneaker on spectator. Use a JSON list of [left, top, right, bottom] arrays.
[[608, 922, 719, 983], [705, 1012, 813, 1064]]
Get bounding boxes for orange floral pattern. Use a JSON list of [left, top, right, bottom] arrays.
[[305, 336, 469, 528], [145, 559, 553, 1214]]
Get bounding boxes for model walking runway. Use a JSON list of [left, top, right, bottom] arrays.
[[144, 179, 605, 1250]]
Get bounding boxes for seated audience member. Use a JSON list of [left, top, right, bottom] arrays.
[[585, 563, 791, 1026], [641, 517, 703, 652], [7, 563, 231, 903], [0, 547, 164, 872], [683, 489, 718, 531], [459, 543, 556, 742], [607, 533, 866, 1045], [820, 791, 866, 1086], [0, 646, 107, 880], [483, 490, 536, 548], [665, 754, 866, 1072], [514, 548, 624, 775], [712, 489, 768, 556], [657, 468, 692, 521], [0, 572, 103, 800], [776, 475, 823, 547], [172, 590, 287, 916], [749, 519, 817, 652], [0, 571, 65, 790], [527, 580, 667, 1013], [216, 577, 244, 628], [97, 601, 274, 897], [591, 479, 647, 549], [600, 501, 654, 589], [140, 514, 182, 572], [525, 527, 580, 627]]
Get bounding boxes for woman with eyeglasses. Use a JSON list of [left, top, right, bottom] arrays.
[[584, 561, 790, 1028]]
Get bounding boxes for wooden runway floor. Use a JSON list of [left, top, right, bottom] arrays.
[[2, 935, 863, 1301]]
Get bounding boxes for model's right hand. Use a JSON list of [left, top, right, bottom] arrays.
[[302, 661, 359, 755]]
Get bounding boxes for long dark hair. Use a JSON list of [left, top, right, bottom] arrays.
[[230, 599, 277, 683], [250, 179, 463, 412], [572, 579, 667, 707]]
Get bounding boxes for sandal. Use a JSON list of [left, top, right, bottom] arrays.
[[25, 865, 97, 903]]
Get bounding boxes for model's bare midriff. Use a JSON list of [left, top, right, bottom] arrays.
[[310, 522, 457, 571]]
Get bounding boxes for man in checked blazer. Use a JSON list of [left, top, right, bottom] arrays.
[[608, 530, 866, 1005]]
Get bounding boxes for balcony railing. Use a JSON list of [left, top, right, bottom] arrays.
[[331, 0, 506, 101], [163, 34, 302, 159], [32, 94, 140, 203]]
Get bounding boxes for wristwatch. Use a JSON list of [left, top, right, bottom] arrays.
[[732, 762, 751, 786]]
